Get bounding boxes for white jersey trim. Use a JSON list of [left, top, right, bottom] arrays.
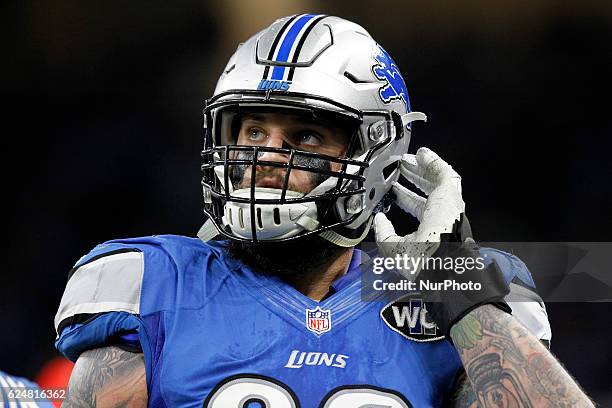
[[54, 251, 144, 335]]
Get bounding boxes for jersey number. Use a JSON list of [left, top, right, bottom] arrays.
[[203, 374, 412, 408]]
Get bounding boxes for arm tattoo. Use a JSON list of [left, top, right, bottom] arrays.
[[447, 371, 480, 408], [450, 305, 594, 408], [63, 346, 147, 408]]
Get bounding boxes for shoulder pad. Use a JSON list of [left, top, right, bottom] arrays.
[[55, 235, 223, 334], [480, 247, 536, 288], [54, 236, 188, 361], [54, 235, 235, 360], [480, 247, 552, 343]]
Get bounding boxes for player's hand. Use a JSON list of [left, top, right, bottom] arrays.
[[373, 147, 510, 337], [373, 146, 465, 270]]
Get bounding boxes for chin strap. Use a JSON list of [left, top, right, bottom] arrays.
[[317, 215, 374, 247], [197, 215, 373, 247], [197, 219, 220, 242]]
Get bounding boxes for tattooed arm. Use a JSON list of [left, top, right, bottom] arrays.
[[447, 305, 593, 408], [447, 371, 479, 408], [63, 346, 147, 408]]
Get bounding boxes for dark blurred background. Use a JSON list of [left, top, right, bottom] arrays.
[[2, 0, 611, 404]]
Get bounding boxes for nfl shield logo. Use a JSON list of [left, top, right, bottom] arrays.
[[306, 306, 332, 335]]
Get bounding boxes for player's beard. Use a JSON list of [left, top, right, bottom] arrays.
[[227, 150, 344, 285], [228, 236, 346, 286]]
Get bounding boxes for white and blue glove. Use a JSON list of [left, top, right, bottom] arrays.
[[374, 147, 465, 259], [374, 147, 510, 337]]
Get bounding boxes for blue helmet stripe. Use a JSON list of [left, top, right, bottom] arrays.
[[271, 14, 319, 80], [262, 15, 298, 80]]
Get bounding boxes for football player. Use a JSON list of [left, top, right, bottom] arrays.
[[55, 15, 593, 407]]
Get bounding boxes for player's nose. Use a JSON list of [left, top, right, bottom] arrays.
[[254, 131, 290, 189], [258, 131, 290, 164]]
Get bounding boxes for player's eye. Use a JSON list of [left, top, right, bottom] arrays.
[[296, 131, 322, 147], [247, 127, 266, 142]]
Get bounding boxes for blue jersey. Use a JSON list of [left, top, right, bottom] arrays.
[[0, 370, 55, 407], [54, 235, 550, 407]]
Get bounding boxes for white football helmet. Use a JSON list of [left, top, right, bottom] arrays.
[[200, 14, 426, 245]]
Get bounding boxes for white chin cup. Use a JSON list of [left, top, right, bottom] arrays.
[[222, 188, 319, 240]]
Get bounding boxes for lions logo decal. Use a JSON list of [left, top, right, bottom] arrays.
[[372, 44, 410, 111]]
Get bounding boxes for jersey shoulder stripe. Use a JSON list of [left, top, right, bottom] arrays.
[[54, 234, 231, 361], [55, 248, 144, 335]]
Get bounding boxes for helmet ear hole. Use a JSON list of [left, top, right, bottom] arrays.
[[391, 111, 405, 140], [382, 162, 399, 182]]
